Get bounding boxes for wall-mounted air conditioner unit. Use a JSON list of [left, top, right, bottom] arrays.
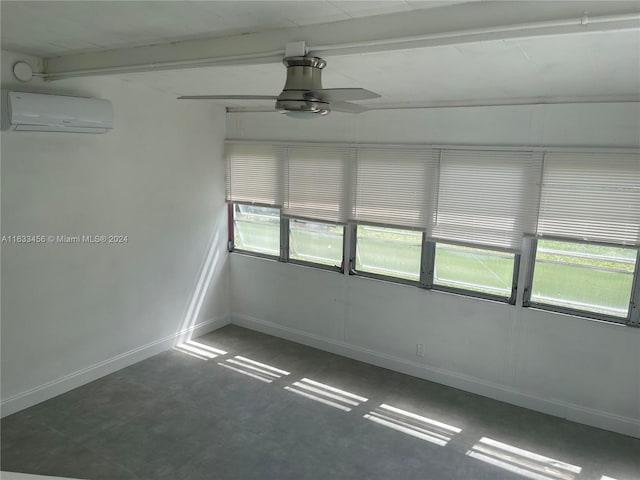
[[1, 91, 113, 133]]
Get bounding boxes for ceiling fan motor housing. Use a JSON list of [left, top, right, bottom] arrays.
[[276, 56, 330, 115]]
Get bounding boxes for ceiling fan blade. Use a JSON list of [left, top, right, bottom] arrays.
[[307, 88, 380, 102], [330, 101, 370, 114], [177, 95, 278, 100], [226, 106, 277, 113]]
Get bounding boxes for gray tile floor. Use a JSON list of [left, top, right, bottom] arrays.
[[2, 325, 639, 480]]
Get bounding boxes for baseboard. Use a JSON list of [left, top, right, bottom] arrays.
[[232, 313, 640, 439], [0, 315, 231, 418], [1, 472, 81, 480]]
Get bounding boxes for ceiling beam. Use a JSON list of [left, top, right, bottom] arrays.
[[43, 1, 640, 80]]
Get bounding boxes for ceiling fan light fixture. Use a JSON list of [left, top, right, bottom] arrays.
[[276, 98, 330, 116], [283, 111, 326, 119]]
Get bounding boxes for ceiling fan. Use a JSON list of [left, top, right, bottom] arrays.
[[178, 55, 381, 117]]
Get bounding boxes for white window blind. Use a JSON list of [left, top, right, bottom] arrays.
[[431, 149, 543, 252], [350, 148, 439, 230], [226, 144, 286, 207], [537, 152, 640, 246], [282, 146, 353, 223]]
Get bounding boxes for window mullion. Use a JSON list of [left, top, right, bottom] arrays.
[[340, 223, 350, 274], [420, 236, 435, 289], [628, 250, 640, 327], [348, 223, 358, 275], [227, 203, 235, 252], [280, 216, 290, 262], [522, 238, 538, 307], [508, 253, 521, 305]]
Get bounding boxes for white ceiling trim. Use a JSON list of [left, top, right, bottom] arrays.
[[41, 3, 640, 80], [223, 139, 640, 155]]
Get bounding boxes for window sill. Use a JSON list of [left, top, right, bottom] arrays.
[[229, 249, 280, 262], [289, 258, 343, 274], [349, 270, 421, 288], [524, 303, 630, 327], [432, 284, 513, 304]]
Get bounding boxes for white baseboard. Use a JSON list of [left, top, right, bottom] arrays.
[[0, 315, 230, 418], [232, 313, 640, 439], [1, 472, 82, 480]]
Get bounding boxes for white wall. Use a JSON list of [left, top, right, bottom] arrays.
[[1, 50, 230, 415], [227, 105, 640, 438]]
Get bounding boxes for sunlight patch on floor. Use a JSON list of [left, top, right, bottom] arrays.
[[466, 437, 581, 480], [217, 355, 290, 383], [285, 377, 368, 412], [364, 403, 461, 446]]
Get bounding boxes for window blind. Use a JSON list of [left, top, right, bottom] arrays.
[[226, 144, 286, 207], [282, 146, 353, 223], [350, 148, 439, 230], [537, 152, 640, 246], [431, 149, 543, 252]]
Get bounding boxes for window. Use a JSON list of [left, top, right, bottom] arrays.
[[354, 225, 422, 282], [536, 152, 640, 247], [433, 244, 516, 300], [431, 149, 542, 251], [226, 142, 640, 324], [226, 144, 285, 207], [289, 219, 344, 269], [283, 146, 351, 223], [528, 239, 637, 320], [530, 152, 640, 323], [350, 148, 438, 230], [232, 204, 280, 257]]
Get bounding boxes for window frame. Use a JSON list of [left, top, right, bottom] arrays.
[[229, 202, 346, 273], [287, 217, 345, 273], [348, 223, 424, 287], [430, 240, 520, 305], [229, 203, 640, 327], [349, 223, 521, 305], [629, 250, 640, 326], [348, 223, 519, 303], [523, 237, 640, 326], [228, 202, 282, 261]]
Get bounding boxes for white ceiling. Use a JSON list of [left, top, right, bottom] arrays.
[[0, 0, 463, 57], [1, 1, 639, 109]]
